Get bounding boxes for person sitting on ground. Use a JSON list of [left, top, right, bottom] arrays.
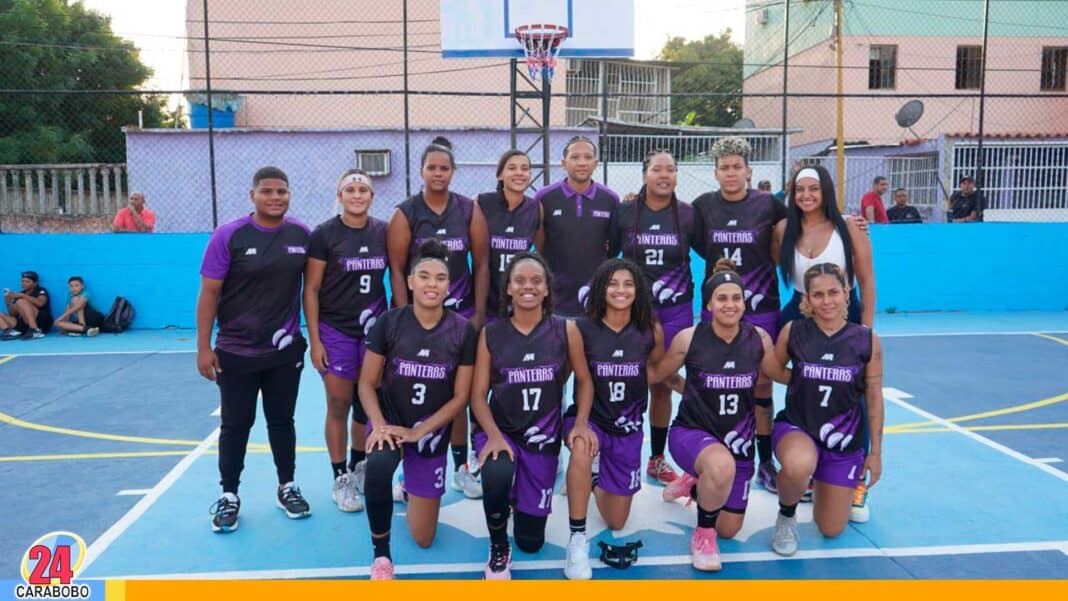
[[55, 276, 104, 337], [886, 188, 922, 224], [113, 192, 157, 233], [1, 271, 53, 340]]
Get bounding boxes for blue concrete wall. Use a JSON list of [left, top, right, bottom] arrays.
[[2, 223, 1065, 330]]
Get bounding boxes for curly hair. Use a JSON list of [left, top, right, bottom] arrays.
[[711, 136, 751, 167], [585, 258, 656, 334], [498, 251, 553, 317]]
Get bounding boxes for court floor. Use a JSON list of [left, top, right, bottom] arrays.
[[2, 311, 1067, 580]]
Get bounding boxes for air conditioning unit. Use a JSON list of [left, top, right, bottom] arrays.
[[756, 8, 769, 25], [355, 149, 391, 176]]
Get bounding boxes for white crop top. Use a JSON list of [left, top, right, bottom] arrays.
[[793, 229, 848, 293]]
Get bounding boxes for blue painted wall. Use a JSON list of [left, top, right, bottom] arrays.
[[2, 223, 1065, 330]]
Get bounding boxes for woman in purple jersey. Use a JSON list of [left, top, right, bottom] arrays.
[[471, 252, 596, 580], [358, 240, 478, 580], [196, 166, 312, 533], [304, 169, 388, 514], [474, 149, 539, 326], [561, 258, 664, 580], [650, 259, 786, 571], [767, 263, 883, 557], [387, 136, 490, 499]]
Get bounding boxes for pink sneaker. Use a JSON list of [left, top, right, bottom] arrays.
[[662, 472, 699, 506], [484, 544, 512, 580], [691, 526, 721, 571], [370, 556, 395, 580]]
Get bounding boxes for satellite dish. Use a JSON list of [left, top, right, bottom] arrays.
[[895, 100, 924, 128], [733, 118, 756, 129]]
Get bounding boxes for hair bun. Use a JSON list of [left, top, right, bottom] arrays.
[[712, 257, 738, 274], [417, 238, 449, 261], [430, 136, 453, 150]]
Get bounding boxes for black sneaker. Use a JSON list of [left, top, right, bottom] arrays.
[[277, 482, 311, 519], [209, 493, 240, 532]]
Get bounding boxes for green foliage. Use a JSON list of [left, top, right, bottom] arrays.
[[657, 31, 743, 127], [0, 0, 164, 163]]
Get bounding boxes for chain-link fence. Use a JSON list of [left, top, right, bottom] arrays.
[[2, 0, 1067, 232]]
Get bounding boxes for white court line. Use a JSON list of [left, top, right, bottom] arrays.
[[884, 393, 1068, 483], [880, 330, 1068, 338], [98, 539, 1068, 580], [1033, 457, 1064, 464], [210, 407, 221, 417], [13, 349, 195, 357], [115, 489, 152, 496], [81, 427, 220, 573]]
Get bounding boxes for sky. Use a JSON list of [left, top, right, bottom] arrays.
[[79, 0, 747, 90]]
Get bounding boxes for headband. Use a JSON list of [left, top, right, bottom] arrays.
[[337, 173, 373, 194], [796, 168, 820, 182], [702, 270, 743, 302]]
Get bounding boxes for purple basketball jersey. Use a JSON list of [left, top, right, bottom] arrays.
[[611, 199, 695, 309], [576, 317, 655, 437], [478, 191, 539, 317], [399, 192, 475, 313]]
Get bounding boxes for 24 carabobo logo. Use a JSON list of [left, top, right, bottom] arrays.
[[15, 531, 92, 599]]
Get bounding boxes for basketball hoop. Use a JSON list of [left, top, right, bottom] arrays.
[[514, 24, 568, 81]]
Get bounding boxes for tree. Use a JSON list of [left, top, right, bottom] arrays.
[[0, 0, 168, 164], [657, 31, 743, 127]]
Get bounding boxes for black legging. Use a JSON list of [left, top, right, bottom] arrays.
[[216, 351, 303, 494], [481, 453, 548, 552], [365, 447, 402, 535]]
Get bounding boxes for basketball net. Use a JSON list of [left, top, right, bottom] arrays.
[[514, 24, 568, 81]]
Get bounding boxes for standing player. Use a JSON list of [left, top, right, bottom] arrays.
[[476, 149, 539, 325], [358, 240, 478, 580], [304, 169, 387, 513], [197, 166, 312, 533], [692, 137, 785, 493], [387, 136, 490, 498], [471, 252, 596, 580], [767, 263, 883, 556], [650, 259, 785, 571], [561, 258, 663, 580], [535, 136, 619, 317], [609, 149, 694, 485]]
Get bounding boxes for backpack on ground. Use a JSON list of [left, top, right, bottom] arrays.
[[100, 296, 136, 333]]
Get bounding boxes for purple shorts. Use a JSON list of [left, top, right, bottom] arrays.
[[474, 431, 559, 517], [365, 423, 448, 499], [772, 421, 865, 488], [656, 304, 694, 350], [668, 425, 755, 512], [563, 416, 643, 497], [317, 322, 366, 382], [700, 309, 781, 343]]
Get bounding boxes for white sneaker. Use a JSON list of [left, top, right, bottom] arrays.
[[392, 475, 407, 504], [351, 459, 366, 496], [452, 464, 483, 499], [563, 532, 592, 580], [86, 327, 100, 337], [772, 513, 799, 556], [332, 473, 364, 512]]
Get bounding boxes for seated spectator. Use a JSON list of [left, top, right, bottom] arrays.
[[886, 188, 923, 224], [113, 192, 156, 233], [1, 271, 53, 340], [757, 179, 772, 192], [860, 176, 890, 224], [55, 276, 104, 337], [949, 175, 984, 223]]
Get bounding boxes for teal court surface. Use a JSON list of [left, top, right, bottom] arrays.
[[2, 312, 1067, 580]]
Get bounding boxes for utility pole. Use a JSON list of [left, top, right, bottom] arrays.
[[835, 0, 846, 211]]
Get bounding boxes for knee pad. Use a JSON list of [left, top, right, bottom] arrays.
[[364, 447, 401, 500], [513, 510, 547, 553]]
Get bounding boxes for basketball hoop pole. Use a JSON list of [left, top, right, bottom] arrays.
[[511, 24, 567, 187], [540, 66, 552, 187]]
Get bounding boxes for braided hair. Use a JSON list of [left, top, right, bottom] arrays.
[[585, 258, 656, 334], [498, 251, 554, 317]]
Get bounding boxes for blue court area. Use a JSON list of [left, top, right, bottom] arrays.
[[2, 312, 1067, 580]]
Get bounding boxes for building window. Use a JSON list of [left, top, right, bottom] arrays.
[[955, 46, 983, 90], [1041, 46, 1068, 91], [868, 45, 897, 89], [355, 150, 390, 176]]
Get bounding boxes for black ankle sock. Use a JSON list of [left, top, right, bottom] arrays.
[[650, 426, 668, 458], [569, 517, 586, 535], [757, 434, 773, 465], [451, 444, 468, 472], [779, 502, 798, 518], [372, 533, 391, 559], [331, 461, 346, 478], [348, 448, 366, 471], [697, 506, 720, 529]]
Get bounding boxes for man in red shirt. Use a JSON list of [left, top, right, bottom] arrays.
[[113, 192, 156, 232], [860, 176, 889, 224]]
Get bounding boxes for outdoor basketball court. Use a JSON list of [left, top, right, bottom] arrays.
[[3, 312, 1067, 579]]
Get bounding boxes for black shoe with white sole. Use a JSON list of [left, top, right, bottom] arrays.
[[210, 493, 241, 533], [277, 482, 311, 519]]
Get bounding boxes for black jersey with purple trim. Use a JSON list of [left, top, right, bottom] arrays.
[[777, 318, 872, 454], [200, 214, 310, 358], [577, 317, 655, 437], [674, 321, 764, 460], [398, 192, 475, 313], [692, 190, 786, 315], [307, 215, 388, 339], [536, 179, 619, 316], [477, 191, 540, 317], [482, 315, 569, 455], [610, 199, 695, 309], [366, 306, 477, 457]]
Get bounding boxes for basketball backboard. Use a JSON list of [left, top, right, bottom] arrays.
[[440, 0, 634, 58]]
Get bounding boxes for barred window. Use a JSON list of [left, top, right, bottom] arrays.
[[868, 45, 897, 90], [955, 46, 983, 90], [1040, 46, 1068, 91]]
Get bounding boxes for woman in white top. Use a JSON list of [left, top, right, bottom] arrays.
[[775, 165, 874, 328]]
